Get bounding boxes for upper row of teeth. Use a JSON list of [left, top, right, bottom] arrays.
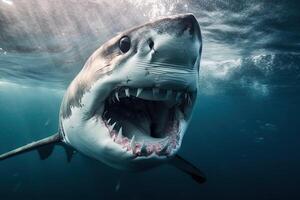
[[113, 88, 192, 104]]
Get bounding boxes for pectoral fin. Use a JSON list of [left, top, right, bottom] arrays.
[[59, 143, 75, 162], [169, 155, 206, 184], [0, 133, 61, 161], [37, 144, 55, 160]]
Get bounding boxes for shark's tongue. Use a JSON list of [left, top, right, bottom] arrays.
[[145, 101, 171, 138]]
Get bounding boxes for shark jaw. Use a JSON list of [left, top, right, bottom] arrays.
[[101, 86, 196, 158]]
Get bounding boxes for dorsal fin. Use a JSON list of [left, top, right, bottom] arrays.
[[0, 133, 61, 161]]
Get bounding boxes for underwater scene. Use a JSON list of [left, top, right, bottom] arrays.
[[0, 1, 299, 199]]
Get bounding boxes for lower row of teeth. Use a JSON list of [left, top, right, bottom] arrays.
[[105, 119, 180, 157]]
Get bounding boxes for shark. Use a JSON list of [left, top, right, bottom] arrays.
[[0, 13, 206, 184]]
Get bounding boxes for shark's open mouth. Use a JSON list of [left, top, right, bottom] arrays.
[[102, 87, 193, 157]]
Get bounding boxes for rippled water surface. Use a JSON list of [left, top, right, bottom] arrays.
[[0, 1, 299, 199]]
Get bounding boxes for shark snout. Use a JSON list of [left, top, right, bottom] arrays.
[[177, 14, 201, 39], [144, 14, 201, 72]]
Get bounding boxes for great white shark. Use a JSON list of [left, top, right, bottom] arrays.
[[0, 14, 206, 184]]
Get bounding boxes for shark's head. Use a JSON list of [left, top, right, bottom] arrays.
[[60, 14, 202, 170]]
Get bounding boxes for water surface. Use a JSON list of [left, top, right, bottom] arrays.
[[0, 1, 299, 199]]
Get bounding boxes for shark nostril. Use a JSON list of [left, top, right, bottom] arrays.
[[147, 38, 154, 50]]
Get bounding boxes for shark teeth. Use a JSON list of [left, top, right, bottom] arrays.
[[136, 88, 143, 97], [118, 127, 123, 138], [103, 87, 193, 157], [116, 127, 123, 143], [105, 118, 181, 157], [125, 88, 130, 97], [130, 135, 135, 149], [109, 122, 116, 132], [108, 87, 192, 104], [115, 92, 120, 101]]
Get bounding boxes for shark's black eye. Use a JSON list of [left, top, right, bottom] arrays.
[[119, 36, 131, 53]]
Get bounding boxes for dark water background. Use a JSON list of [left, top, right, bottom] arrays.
[[0, 0, 300, 199]]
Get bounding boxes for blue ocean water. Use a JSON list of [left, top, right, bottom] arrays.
[[1, 1, 300, 199]]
